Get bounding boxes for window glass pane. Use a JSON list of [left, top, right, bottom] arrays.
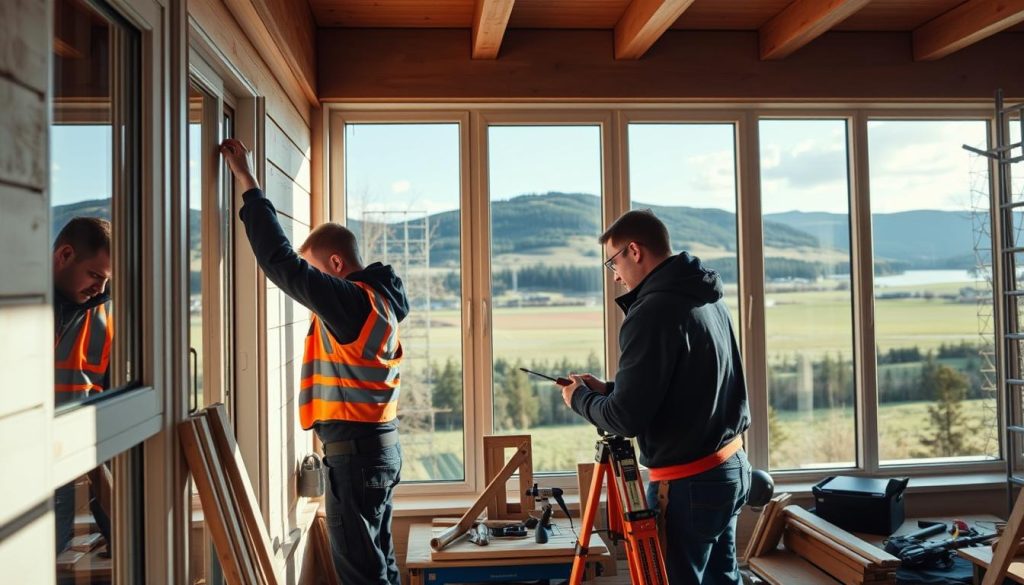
[[52, 0, 140, 410], [188, 84, 205, 410], [345, 123, 465, 482], [487, 125, 605, 474], [869, 120, 998, 464], [759, 119, 857, 470], [627, 123, 740, 321]]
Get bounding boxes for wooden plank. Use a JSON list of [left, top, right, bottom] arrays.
[[313, 507, 341, 585], [783, 526, 868, 584], [221, 0, 317, 105], [0, 185, 47, 298], [786, 520, 871, 571], [913, 0, 1024, 61], [189, 0, 311, 136], [0, 407, 47, 528], [614, 0, 698, 59], [430, 441, 531, 551], [753, 493, 791, 557], [983, 487, 1024, 584], [749, 551, 841, 585], [0, 79, 45, 189], [266, 163, 312, 224], [482, 435, 532, 520], [206, 404, 283, 584], [0, 305, 49, 419], [430, 518, 606, 561], [784, 506, 899, 568], [472, 0, 515, 59], [759, 0, 872, 60], [0, 0, 47, 93], [266, 117, 312, 194], [178, 418, 247, 585], [317, 28, 1024, 101]]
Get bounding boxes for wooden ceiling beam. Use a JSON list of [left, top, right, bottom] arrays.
[[759, 0, 871, 60], [472, 0, 515, 59], [615, 0, 697, 60], [913, 0, 1024, 61]]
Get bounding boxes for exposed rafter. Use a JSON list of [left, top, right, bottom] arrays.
[[472, 0, 516, 59], [913, 0, 1024, 61], [759, 0, 871, 60], [615, 0, 697, 60]]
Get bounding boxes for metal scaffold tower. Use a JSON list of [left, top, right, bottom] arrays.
[[360, 211, 452, 478], [968, 155, 999, 459], [964, 89, 1024, 509]]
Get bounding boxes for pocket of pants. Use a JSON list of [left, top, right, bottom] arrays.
[[361, 463, 400, 518], [688, 479, 743, 540]]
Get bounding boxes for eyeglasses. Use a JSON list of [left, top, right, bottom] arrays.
[[603, 244, 630, 272]]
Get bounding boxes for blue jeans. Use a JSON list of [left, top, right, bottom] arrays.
[[323, 443, 402, 585], [646, 450, 751, 585]]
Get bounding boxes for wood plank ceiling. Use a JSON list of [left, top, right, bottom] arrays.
[[308, 0, 1024, 61]]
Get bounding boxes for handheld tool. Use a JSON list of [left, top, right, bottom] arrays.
[[519, 367, 573, 386]]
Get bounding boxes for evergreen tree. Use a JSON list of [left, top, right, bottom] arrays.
[[431, 358, 463, 430], [507, 361, 539, 430], [918, 364, 969, 457]]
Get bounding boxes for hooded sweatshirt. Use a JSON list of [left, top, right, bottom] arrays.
[[239, 188, 410, 442], [571, 252, 750, 469]]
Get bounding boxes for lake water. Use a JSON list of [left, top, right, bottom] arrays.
[[873, 269, 984, 287]]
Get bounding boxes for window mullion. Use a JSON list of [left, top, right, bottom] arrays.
[[850, 110, 879, 474]]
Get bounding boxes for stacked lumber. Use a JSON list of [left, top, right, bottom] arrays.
[[746, 502, 899, 585], [179, 404, 282, 585]]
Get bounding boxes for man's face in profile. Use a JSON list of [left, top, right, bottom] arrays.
[[54, 245, 112, 303]]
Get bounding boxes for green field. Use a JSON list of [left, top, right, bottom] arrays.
[[398, 399, 999, 482]]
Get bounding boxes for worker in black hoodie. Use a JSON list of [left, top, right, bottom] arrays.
[[221, 139, 409, 585], [561, 209, 751, 585]]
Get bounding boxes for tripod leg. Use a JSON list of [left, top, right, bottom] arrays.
[[570, 462, 608, 585]]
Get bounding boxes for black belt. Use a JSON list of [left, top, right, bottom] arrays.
[[323, 430, 399, 457]]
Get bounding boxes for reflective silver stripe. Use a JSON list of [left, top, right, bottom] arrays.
[[362, 291, 391, 360], [86, 306, 108, 359], [318, 318, 333, 351], [300, 359, 398, 383], [299, 384, 400, 406]]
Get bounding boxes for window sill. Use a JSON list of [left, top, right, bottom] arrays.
[[390, 472, 1005, 517]]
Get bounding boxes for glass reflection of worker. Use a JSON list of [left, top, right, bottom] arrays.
[[52, 217, 114, 555], [559, 210, 751, 585]]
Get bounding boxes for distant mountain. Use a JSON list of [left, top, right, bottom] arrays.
[[54, 194, 986, 274], [765, 209, 981, 269]]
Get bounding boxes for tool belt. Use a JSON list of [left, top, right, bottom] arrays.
[[323, 430, 399, 457], [648, 436, 743, 482]]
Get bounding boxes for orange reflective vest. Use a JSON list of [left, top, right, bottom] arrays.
[[299, 281, 402, 429], [54, 300, 113, 401]]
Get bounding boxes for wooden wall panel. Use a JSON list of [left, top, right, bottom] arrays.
[[0, 185, 49, 299], [0, 305, 51, 420], [0, 509, 53, 583], [266, 163, 313, 223], [0, 407, 49, 527], [267, 117, 312, 194], [0, 0, 47, 94], [317, 28, 1024, 101], [0, 80, 46, 188]]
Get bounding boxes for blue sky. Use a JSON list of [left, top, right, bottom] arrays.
[[52, 118, 991, 217]]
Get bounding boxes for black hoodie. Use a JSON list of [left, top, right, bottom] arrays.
[[571, 253, 750, 469], [239, 188, 410, 442]]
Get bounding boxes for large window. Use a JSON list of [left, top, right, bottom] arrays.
[[627, 122, 741, 322], [51, 0, 145, 580], [343, 121, 467, 482], [486, 124, 606, 474], [759, 120, 857, 471], [868, 119, 999, 465], [330, 107, 1004, 490]]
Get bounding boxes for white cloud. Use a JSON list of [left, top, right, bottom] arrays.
[[391, 180, 411, 194]]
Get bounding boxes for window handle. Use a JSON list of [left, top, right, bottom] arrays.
[[465, 298, 472, 337], [189, 347, 199, 414], [482, 298, 490, 337]]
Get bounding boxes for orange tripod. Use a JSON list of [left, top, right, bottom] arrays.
[[570, 433, 668, 585]]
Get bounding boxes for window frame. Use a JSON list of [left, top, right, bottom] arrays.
[[326, 102, 1006, 497]]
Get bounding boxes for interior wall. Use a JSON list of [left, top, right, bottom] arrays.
[[317, 29, 1024, 102], [0, 0, 56, 583], [189, 1, 315, 581]]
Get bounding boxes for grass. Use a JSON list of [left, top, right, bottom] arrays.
[[397, 399, 1000, 482]]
